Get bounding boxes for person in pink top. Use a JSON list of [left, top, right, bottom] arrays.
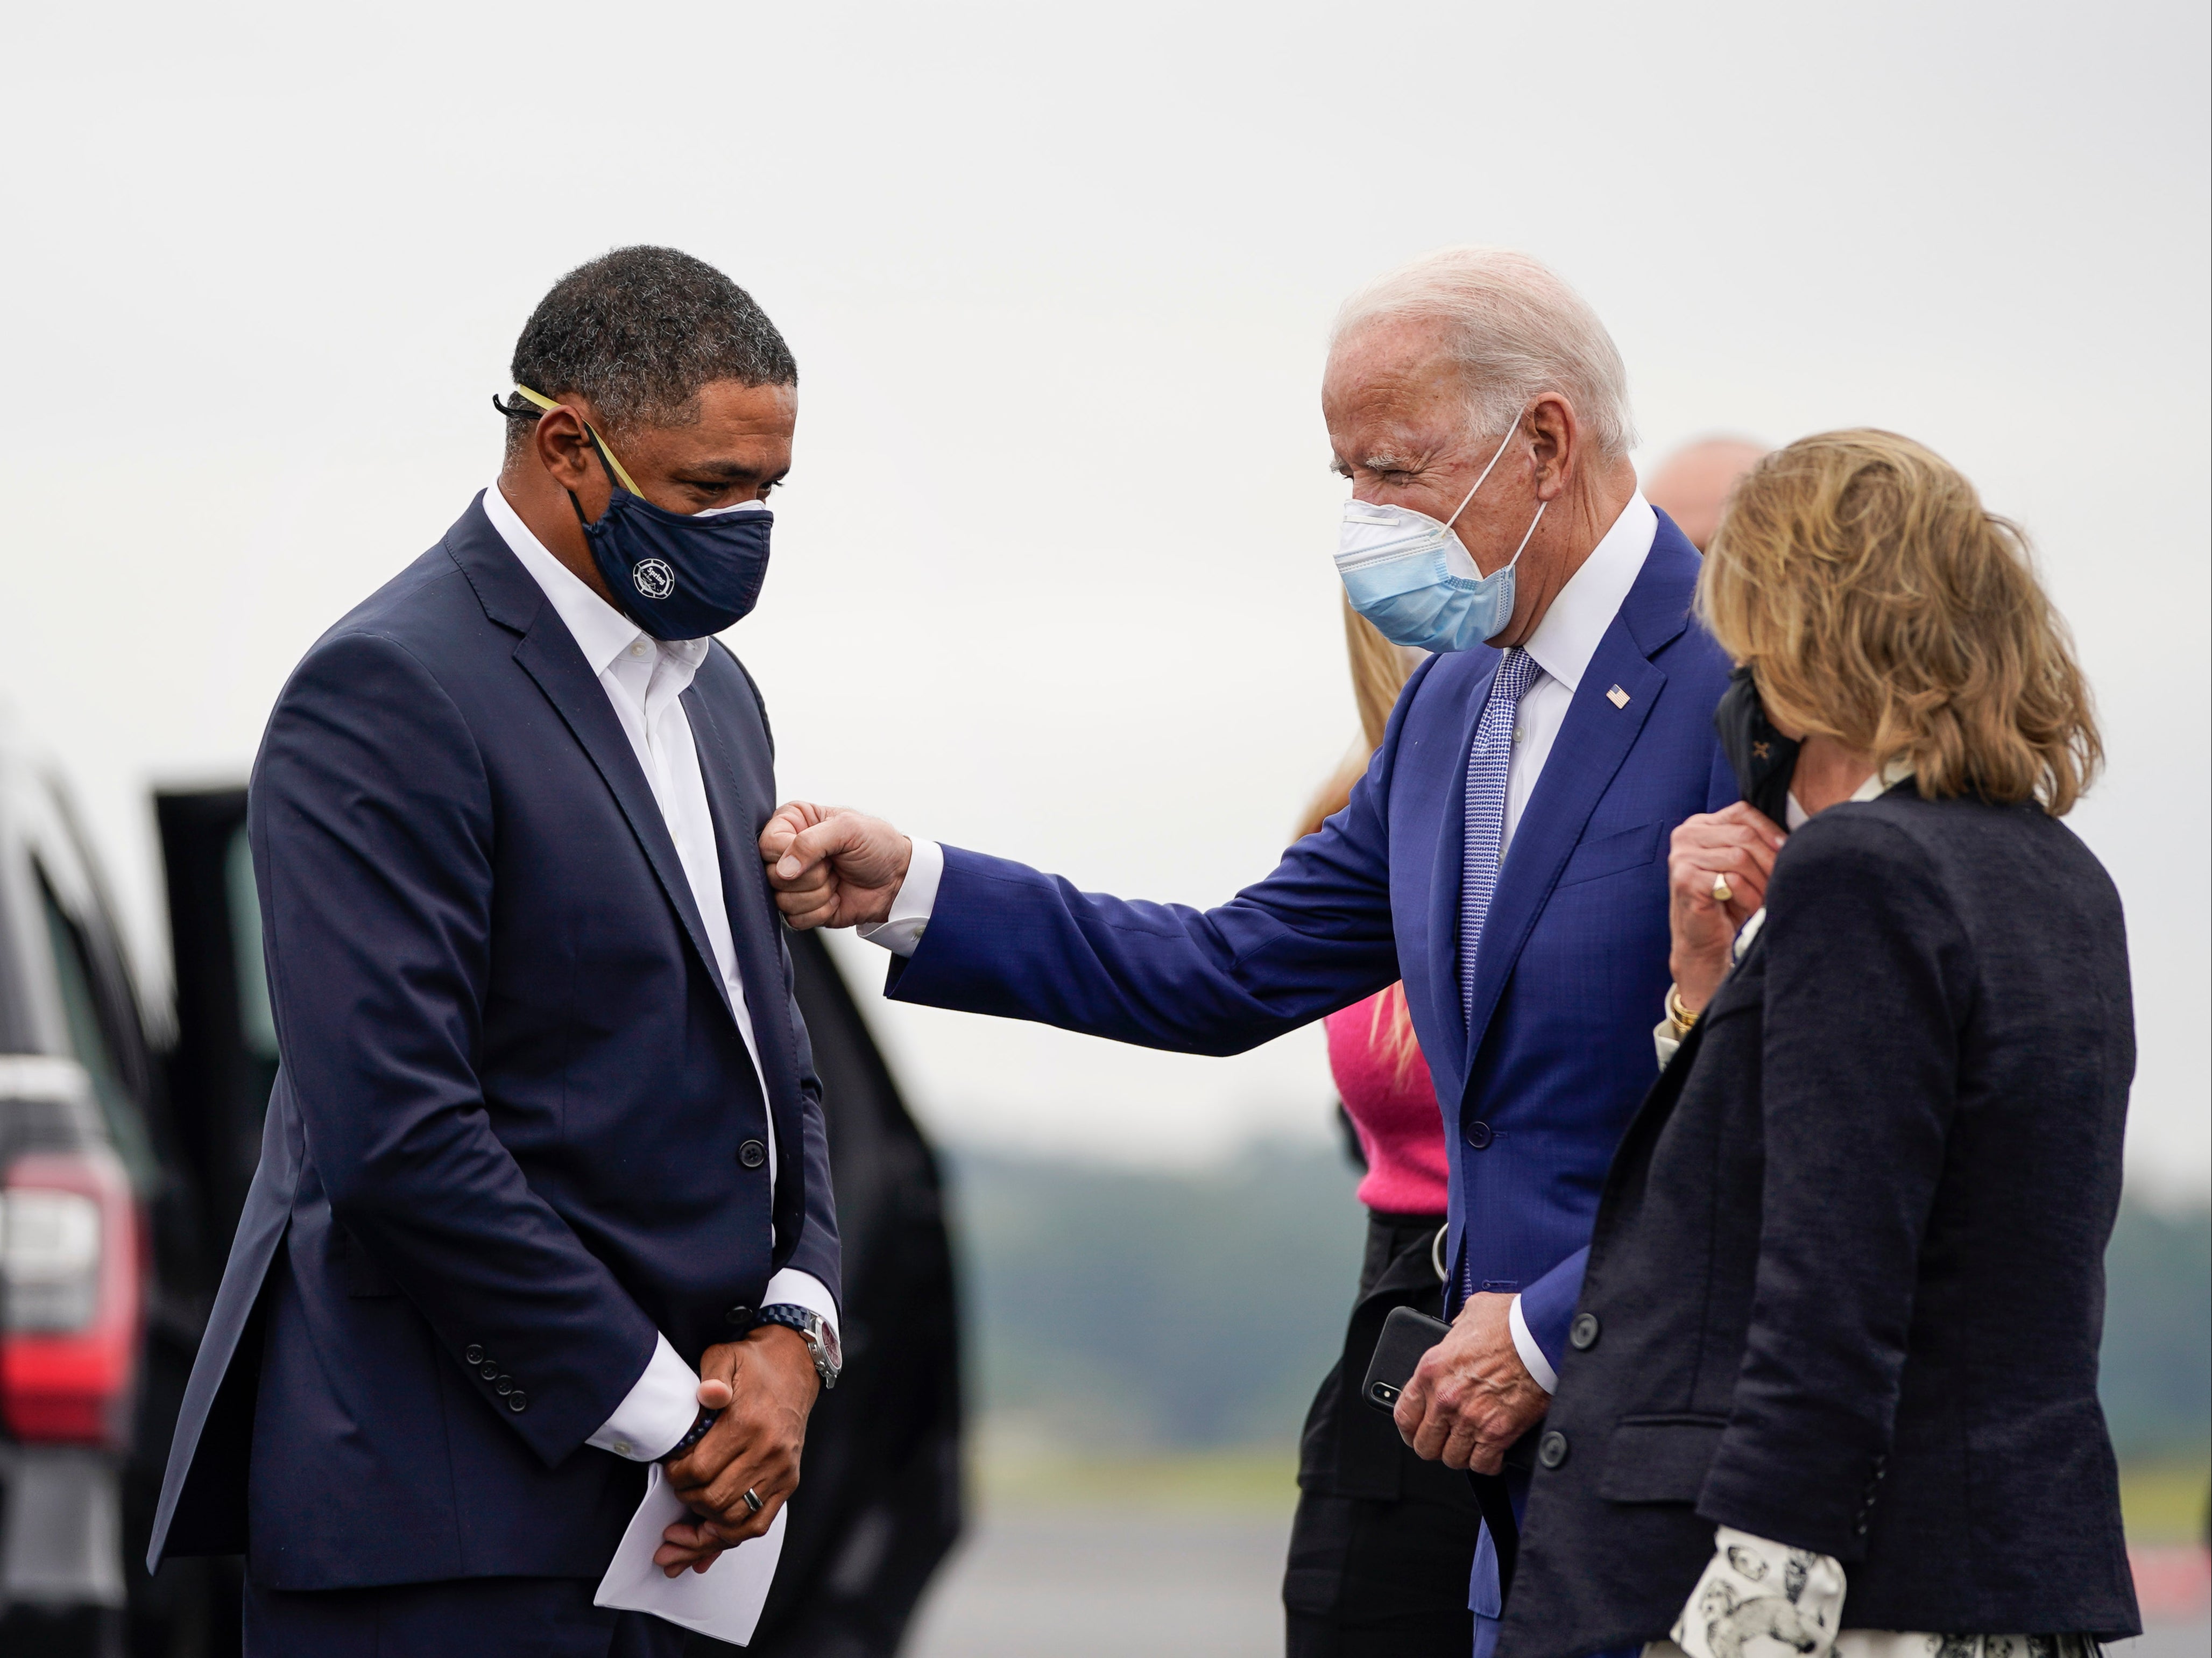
[[1282, 604, 1484, 1658]]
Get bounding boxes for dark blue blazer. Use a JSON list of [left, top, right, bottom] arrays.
[[888, 512, 1732, 1362], [148, 497, 839, 1589]]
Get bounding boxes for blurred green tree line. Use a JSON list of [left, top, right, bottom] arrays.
[[946, 1144, 2212, 1461]]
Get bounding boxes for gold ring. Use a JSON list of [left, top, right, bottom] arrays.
[[1711, 873, 1734, 905]]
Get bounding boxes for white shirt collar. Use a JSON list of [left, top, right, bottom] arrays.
[[1783, 759, 1914, 830], [1521, 491, 1658, 694], [481, 481, 707, 679]]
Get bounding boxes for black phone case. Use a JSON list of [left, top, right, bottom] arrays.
[[1360, 1304, 1452, 1413]]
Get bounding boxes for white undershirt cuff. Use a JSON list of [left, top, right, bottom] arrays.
[[589, 1332, 701, 1462], [1508, 1293, 1559, 1394], [858, 838, 944, 957]]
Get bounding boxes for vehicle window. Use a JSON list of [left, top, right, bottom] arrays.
[[225, 826, 278, 1062], [37, 871, 160, 1191]]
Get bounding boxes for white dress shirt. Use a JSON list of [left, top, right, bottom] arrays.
[[863, 493, 1663, 1396], [483, 482, 836, 1463]]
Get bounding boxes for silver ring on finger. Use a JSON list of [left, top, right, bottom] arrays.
[[742, 1486, 764, 1515]]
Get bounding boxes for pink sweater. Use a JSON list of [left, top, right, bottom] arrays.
[[1325, 988, 1451, 1217]]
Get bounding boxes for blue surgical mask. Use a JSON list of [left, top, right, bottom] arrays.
[[513, 385, 775, 641], [1333, 419, 1546, 653]]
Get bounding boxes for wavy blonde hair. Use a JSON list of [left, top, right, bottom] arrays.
[[1297, 601, 1425, 1078], [1699, 429, 2100, 816]]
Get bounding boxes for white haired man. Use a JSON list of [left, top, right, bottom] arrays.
[[759, 248, 1741, 1656]]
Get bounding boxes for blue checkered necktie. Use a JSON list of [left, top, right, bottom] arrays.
[[1457, 645, 1543, 1302], [1459, 647, 1543, 1029]]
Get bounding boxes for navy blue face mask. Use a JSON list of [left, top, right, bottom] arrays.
[[512, 385, 775, 641], [1712, 665, 1801, 823]]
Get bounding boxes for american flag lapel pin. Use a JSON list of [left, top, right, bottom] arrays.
[[1606, 685, 1630, 709]]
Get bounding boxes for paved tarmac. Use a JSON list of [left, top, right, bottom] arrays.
[[906, 1508, 1292, 1658], [908, 1507, 2210, 1658]]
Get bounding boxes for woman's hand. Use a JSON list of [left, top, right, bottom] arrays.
[[1667, 802, 1786, 1014]]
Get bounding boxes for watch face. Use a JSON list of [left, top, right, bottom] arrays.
[[816, 1315, 843, 1372]]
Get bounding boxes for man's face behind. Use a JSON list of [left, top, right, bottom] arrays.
[[577, 379, 799, 519]]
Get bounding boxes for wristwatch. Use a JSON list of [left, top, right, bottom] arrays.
[[754, 1304, 842, 1390]]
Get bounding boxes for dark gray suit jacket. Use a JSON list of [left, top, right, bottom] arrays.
[[1500, 786, 2139, 1656]]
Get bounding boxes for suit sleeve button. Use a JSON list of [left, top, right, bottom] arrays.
[[495, 1375, 513, 1396], [464, 1345, 485, 1366], [1569, 1313, 1600, 1351], [479, 1361, 499, 1380], [1537, 1430, 1570, 1469], [738, 1139, 768, 1169], [508, 1392, 528, 1413], [726, 1305, 754, 1328]]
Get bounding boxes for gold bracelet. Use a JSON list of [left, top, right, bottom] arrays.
[[1666, 984, 1700, 1031]]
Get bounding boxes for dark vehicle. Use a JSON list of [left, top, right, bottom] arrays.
[[0, 763, 962, 1655]]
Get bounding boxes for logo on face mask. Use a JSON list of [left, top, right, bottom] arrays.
[[632, 559, 677, 601]]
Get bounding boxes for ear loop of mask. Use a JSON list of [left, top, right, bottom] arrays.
[[1443, 411, 1547, 572], [508, 385, 647, 525], [1443, 415, 1526, 528]]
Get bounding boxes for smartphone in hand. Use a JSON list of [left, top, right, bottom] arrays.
[[1360, 1306, 1452, 1412]]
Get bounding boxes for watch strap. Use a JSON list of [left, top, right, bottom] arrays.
[[755, 1303, 838, 1389], [663, 1405, 719, 1462]]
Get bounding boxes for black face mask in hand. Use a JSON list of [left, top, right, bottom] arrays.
[[1711, 666, 1800, 824]]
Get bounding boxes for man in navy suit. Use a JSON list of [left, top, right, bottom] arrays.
[[148, 248, 843, 1656], [760, 247, 1737, 1655]]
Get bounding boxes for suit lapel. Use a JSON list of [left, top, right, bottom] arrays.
[[1458, 622, 1665, 1097], [510, 620, 736, 1028], [1448, 516, 1705, 1100], [683, 686, 807, 1243]]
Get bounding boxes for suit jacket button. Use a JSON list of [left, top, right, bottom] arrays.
[[1537, 1430, 1569, 1469], [479, 1361, 499, 1380], [1569, 1313, 1600, 1351], [508, 1392, 528, 1413], [464, 1345, 485, 1366], [726, 1305, 754, 1328], [495, 1375, 513, 1396], [739, 1139, 768, 1169], [1464, 1121, 1495, 1150]]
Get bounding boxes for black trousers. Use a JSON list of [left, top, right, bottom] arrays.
[[244, 1571, 686, 1658], [1283, 1211, 1484, 1658]]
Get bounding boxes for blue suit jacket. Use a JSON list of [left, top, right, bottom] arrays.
[[888, 512, 1732, 1366], [148, 497, 840, 1588]]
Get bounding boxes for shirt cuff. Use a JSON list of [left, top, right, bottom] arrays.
[[1668, 1527, 1846, 1658], [588, 1332, 699, 1463], [761, 1268, 840, 1345], [1508, 1293, 1559, 1394], [1656, 1006, 1686, 1071], [856, 838, 943, 957]]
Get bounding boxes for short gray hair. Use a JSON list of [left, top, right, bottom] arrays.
[[1331, 246, 1637, 458]]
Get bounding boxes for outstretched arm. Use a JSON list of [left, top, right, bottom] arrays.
[[759, 757, 1404, 1056]]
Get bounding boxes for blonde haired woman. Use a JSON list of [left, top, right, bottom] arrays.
[[1499, 432, 2137, 1658], [1283, 605, 1484, 1658]]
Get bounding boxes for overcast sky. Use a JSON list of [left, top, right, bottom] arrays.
[[2, 0, 2204, 1198]]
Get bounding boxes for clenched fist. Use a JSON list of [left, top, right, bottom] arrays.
[[759, 802, 913, 930]]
